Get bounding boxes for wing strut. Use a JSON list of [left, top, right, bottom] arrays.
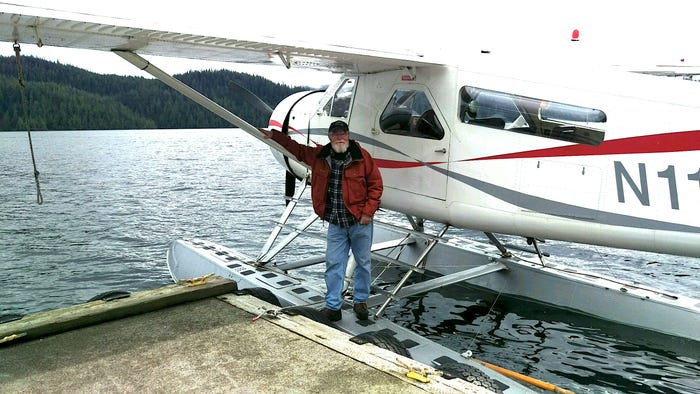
[[112, 50, 282, 150]]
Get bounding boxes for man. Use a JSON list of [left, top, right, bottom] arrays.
[[260, 120, 383, 321]]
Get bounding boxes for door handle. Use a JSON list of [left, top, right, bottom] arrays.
[[434, 148, 446, 153]]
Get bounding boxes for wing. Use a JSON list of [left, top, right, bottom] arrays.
[[0, 3, 445, 74]]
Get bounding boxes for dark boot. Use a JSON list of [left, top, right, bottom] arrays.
[[353, 303, 369, 321], [320, 307, 342, 322]]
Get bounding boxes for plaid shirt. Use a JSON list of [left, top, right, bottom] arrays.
[[324, 154, 357, 227]]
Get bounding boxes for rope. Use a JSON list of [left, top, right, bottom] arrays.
[[13, 42, 43, 205], [460, 282, 576, 393], [465, 284, 504, 351], [252, 300, 324, 322], [394, 358, 442, 383]]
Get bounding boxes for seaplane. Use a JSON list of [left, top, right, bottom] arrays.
[[2, 3, 699, 393]]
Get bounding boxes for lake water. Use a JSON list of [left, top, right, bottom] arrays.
[[1, 129, 698, 393]]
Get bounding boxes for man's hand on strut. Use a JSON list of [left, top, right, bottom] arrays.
[[259, 128, 273, 139], [360, 214, 372, 225]]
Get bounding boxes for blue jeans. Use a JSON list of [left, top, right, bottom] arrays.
[[324, 221, 373, 310]]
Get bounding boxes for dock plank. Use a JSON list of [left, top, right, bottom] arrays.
[[0, 276, 237, 344]]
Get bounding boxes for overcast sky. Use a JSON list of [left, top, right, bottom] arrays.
[[5, 1, 700, 86]]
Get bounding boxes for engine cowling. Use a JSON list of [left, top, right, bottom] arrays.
[[267, 90, 328, 180]]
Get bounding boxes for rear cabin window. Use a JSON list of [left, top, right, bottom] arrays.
[[379, 90, 444, 140], [460, 86, 607, 146]]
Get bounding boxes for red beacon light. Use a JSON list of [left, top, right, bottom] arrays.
[[400, 66, 416, 81], [571, 29, 580, 42]]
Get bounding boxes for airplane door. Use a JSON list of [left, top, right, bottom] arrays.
[[373, 87, 449, 200]]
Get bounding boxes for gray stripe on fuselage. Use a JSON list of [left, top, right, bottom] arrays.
[[311, 129, 700, 233]]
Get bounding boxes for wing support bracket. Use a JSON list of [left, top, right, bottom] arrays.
[[33, 24, 43, 47], [277, 50, 291, 69]]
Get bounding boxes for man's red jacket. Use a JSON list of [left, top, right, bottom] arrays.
[[270, 132, 383, 221]]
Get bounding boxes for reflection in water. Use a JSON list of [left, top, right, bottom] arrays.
[[388, 285, 700, 394]]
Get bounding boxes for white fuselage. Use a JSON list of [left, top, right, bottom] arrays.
[[269, 59, 700, 258]]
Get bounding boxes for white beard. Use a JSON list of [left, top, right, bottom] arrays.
[[331, 141, 348, 154]]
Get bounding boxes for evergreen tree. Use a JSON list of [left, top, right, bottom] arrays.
[[0, 56, 317, 131]]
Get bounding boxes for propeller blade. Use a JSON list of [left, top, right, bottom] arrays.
[[228, 80, 274, 117], [229, 80, 291, 204]]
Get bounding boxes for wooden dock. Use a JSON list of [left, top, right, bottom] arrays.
[[0, 276, 491, 393]]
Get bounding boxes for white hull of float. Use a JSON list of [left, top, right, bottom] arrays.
[[169, 219, 700, 343]]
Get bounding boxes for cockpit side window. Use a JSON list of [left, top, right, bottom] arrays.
[[379, 89, 444, 140], [460, 86, 606, 146], [322, 78, 355, 118]]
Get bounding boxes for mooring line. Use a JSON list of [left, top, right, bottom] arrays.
[[13, 42, 43, 205]]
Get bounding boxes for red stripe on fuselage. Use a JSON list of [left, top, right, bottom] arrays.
[[467, 130, 700, 161], [374, 159, 423, 169], [267, 120, 321, 147], [376, 130, 700, 169]]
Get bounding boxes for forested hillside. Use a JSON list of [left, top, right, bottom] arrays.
[[0, 56, 312, 131]]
